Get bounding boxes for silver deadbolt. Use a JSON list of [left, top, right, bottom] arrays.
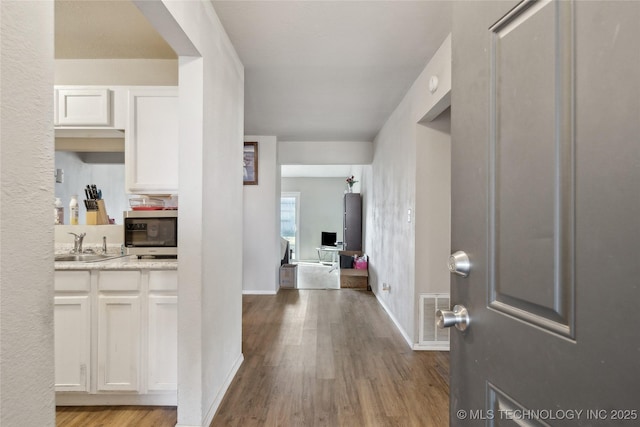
[[448, 251, 470, 277], [436, 305, 470, 332]]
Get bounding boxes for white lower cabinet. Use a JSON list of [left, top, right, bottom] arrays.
[[96, 270, 141, 392], [54, 295, 90, 392], [54, 269, 177, 404], [148, 270, 178, 391], [97, 294, 141, 391], [54, 271, 91, 392], [148, 295, 178, 391]]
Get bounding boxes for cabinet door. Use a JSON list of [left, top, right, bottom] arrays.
[[126, 88, 178, 194], [56, 88, 111, 126], [343, 193, 362, 251], [97, 294, 141, 391], [148, 295, 178, 391], [54, 296, 91, 392]]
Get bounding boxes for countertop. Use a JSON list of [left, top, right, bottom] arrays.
[[55, 254, 178, 271]]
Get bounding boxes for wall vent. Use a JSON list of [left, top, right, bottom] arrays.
[[418, 293, 450, 351]]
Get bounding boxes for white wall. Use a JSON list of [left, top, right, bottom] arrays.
[[134, 1, 244, 426], [281, 177, 346, 261], [243, 135, 281, 294], [55, 59, 178, 85], [0, 1, 55, 425], [365, 33, 452, 346], [415, 109, 451, 334], [279, 140, 373, 165], [54, 152, 127, 225]]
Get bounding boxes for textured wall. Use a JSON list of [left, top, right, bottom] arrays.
[[367, 98, 418, 342], [0, 1, 55, 425], [365, 33, 452, 345]]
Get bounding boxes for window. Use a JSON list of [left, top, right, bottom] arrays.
[[281, 193, 299, 259]]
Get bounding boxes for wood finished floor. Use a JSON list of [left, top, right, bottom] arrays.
[[56, 289, 449, 427], [56, 406, 177, 427], [214, 290, 449, 426]]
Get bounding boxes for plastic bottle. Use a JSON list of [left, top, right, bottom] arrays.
[[69, 195, 79, 225], [54, 197, 64, 225]]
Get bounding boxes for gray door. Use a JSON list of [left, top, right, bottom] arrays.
[[450, 1, 640, 425]]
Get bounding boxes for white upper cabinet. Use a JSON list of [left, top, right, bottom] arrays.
[[126, 87, 179, 194], [56, 88, 111, 126], [54, 85, 179, 194], [54, 86, 128, 132]]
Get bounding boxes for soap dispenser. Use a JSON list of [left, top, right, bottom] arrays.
[[54, 197, 64, 225]]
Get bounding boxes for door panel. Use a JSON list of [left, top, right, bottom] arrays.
[[489, 0, 575, 336], [488, 382, 551, 427], [451, 0, 640, 425]]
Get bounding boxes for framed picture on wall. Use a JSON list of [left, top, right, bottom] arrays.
[[243, 141, 258, 185]]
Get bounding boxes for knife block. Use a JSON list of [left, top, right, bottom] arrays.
[[86, 200, 109, 225]]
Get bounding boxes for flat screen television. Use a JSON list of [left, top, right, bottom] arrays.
[[321, 231, 337, 247]]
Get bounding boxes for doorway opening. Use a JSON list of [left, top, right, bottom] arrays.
[[415, 107, 452, 350]]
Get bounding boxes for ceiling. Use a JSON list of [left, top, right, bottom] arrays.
[[55, 0, 176, 59], [55, 0, 452, 143], [211, 1, 452, 142]]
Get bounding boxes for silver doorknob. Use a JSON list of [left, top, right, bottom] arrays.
[[448, 251, 470, 277], [436, 305, 470, 331]]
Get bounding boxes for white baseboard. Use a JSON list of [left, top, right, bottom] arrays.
[[242, 289, 277, 295], [413, 342, 450, 351], [373, 291, 414, 349], [56, 391, 176, 406], [200, 353, 244, 427]]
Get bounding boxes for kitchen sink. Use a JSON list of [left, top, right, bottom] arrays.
[[54, 254, 125, 262]]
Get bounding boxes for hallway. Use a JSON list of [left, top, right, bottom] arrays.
[[212, 290, 449, 426]]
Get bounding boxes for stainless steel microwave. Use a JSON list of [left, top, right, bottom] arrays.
[[123, 210, 177, 257]]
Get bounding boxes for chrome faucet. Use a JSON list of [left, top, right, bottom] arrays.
[[68, 232, 86, 254]]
